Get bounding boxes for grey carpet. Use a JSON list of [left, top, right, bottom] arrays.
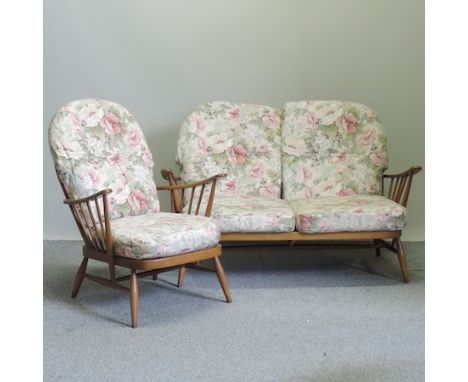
[[44, 241, 424, 382]]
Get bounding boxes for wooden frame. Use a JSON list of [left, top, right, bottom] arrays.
[[162, 166, 422, 284], [57, 174, 232, 328]]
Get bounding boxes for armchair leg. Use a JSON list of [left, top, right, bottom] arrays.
[[396, 238, 410, 283], [130, 270, 139, 328], [213, 256, 232, 303], [71, 257, 88, 298], [177, 266, 186, 288]]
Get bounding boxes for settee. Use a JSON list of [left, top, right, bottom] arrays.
[[162, 101, 422, 283]]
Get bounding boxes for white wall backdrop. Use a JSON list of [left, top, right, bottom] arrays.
[[44, 0, 424, 240]]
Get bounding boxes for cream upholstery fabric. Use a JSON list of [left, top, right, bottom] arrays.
[[111, 213, 220, 259], [282, 101, 388, 200], [289, 195, 407, 233]]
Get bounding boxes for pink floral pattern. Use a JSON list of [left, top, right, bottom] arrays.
[[49, 99, 160, 219], [176, 102, 283, 199], [184, 196, 295, 233], [289, 195, 407, 233], [282, 101, 388, 200], [111, 213, 220, 259]]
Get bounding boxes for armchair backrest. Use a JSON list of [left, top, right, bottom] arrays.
[[48, 99, 160, 219], [176, 101, 283, 199], [282, 101, 388, 200]]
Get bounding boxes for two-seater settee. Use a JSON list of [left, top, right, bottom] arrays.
[[162, 101, 422, 283]]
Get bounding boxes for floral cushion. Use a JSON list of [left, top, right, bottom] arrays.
[[289, 195, 407, 233], [184, 196, 295, 233], [111, 213, 220, 259], [49, 99, 160, 219], [282, 101, 388, 200], [176, 102, 283, 199]]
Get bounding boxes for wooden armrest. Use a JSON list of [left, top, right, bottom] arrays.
[[161, 168, 181, 182], [383, 166, 422, 179], [64, 189, 113, 205], [382, 166, 422, 207], [158, 170, 226, 216], [157, 173, 227, 191]]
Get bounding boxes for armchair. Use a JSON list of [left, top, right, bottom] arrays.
[[49, 99, 232, 328]]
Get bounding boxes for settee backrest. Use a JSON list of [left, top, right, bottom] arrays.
[[281, 101, 388, 200], [49, 99, 160, 220], [176, 101, 283, 199]]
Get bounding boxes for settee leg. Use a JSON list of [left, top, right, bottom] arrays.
[[374, 240, 381, 257], [177, 266, 186, 288], [213, 256, 232, 303], [71, 257, 88, 298], [396, 238, 410, 283], [129, 269, 139, 328]]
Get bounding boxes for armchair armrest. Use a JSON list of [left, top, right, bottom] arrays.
[[158, 168, 226, 216], [161, 168, 181, 183], [64, 189, 114, 254], [63, 189, 112, 205], [382, 166, 422, 207], [160, 168, 183, 213]]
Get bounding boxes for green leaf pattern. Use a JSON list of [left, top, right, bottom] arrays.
[[49, 99, 160, 220]]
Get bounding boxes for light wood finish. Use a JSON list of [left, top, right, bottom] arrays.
[[55, 172, 232, 328], [177, 262, 218, 288], [84, 273, 129, 292], [220, 230, 401, 241], [395, 238, 410, 283], [214, 256, 232, 303], [383, 166, 422, 207], [177, 266, 186, 288], [71, 257, 88, 298], [116, 267, 180, 282], [130, 270, 139, 328], [162, 166, 422, 283], [160, 169, 226, 216], [373, 239, 381, 257], [187, 263, 216, 272], [224, 241, 391, 250]]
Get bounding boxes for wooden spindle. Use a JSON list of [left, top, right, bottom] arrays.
[[205, 179, 217, 217], [86, 200, 104, 251], [102, 193, 115, 280], [188, 186, 195, 214], [94, 198, 107, 251], [195, 183, 206, 215]]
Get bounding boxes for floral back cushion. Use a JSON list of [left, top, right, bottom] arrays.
[[176, 101, 283, 199], [49, 99, 160, 219], [282, 101, 388, 200]]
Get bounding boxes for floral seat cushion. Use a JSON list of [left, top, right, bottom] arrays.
[[289, 195, 407, 233], [176, 102, 283, 199], [110, 213, 220, 259], [49, 99, 159, 220], [282, 101, 388, 200], [185, 196, 295, 233]]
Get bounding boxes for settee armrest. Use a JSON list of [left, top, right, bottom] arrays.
[[382, 166, 422, 207], [158, 168, 226, 216], [64, 189, 114, 254]]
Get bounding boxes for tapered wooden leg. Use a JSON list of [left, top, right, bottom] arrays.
[[213, 256, 232, 303], [396, 238, 410, 283], [177, 266, 186, 288], [374, 240, 381, 257], [130, 269, 139, 328], [71, 257, 88, 298]]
